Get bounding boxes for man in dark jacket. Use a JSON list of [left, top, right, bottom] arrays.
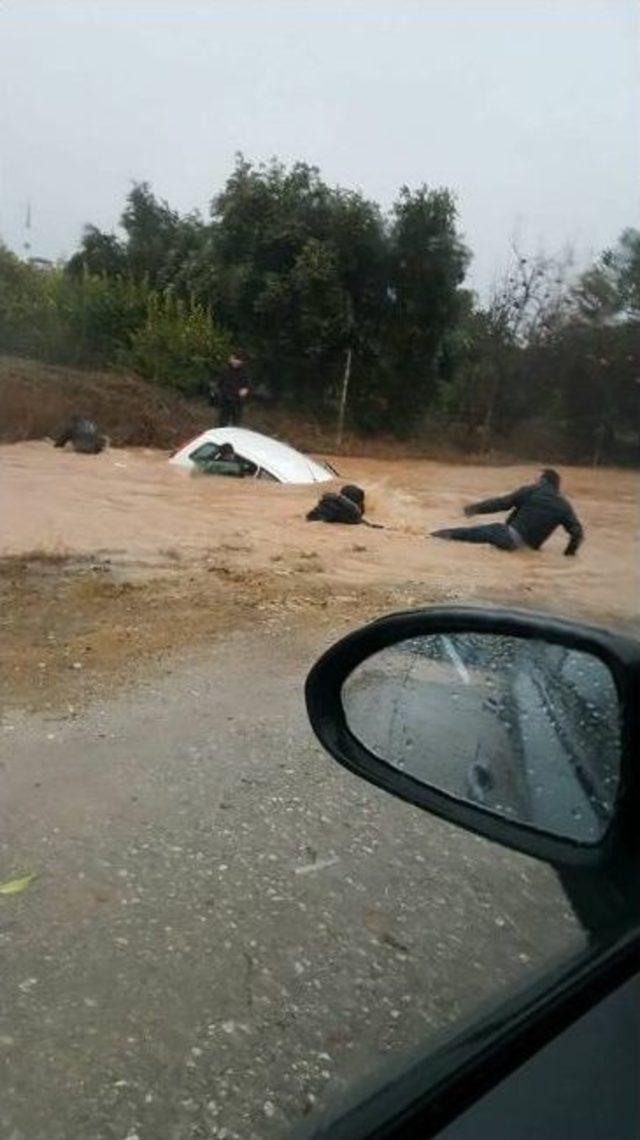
[[209, 353, 250, 427], [431, 469, 584, 555], [54, 415, 107, 454]]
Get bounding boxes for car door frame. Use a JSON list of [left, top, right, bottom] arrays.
[[295, 923, 638, 1139], [300, 606, 640, 1139]]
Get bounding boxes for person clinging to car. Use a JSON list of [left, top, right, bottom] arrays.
[[191, 442, 252, 478]]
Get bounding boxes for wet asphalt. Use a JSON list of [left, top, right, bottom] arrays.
[[0, 624, 582, 1140]]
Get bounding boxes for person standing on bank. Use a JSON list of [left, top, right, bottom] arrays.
[[210, 352, 250, 428]]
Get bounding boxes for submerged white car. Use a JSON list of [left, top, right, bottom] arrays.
[[169, 427, 335, 485]]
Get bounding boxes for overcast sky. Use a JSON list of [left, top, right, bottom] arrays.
[[0, 0, 637, 294]]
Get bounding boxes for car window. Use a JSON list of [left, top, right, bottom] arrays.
[[190, 441, 222, 462]]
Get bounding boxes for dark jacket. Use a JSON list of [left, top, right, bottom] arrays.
[[212, 366, 249, 405], [466, 481, 584, 555], [54, 418, 106, 454], [307, 493, 363, 524]]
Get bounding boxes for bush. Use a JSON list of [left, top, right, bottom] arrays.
[[129, 292, 230, 395], [0, 246, 229, 390], [0, 246, 148, 367], [0, 245, 60, 358], [56, 273, 149, 366]]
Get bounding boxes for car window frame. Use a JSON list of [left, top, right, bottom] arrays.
[[294, 923, 639, 1140], [301, 606, 640, 1139]]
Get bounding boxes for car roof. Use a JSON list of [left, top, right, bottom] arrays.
[[172, 427, 333, 484]]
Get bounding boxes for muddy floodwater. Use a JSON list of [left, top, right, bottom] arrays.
[[0, 440, 637, 1140], [1, 441, 637, 628]]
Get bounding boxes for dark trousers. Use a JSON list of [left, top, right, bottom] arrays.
[[218, 399, 243, 428], [432, 523, 519, 551]]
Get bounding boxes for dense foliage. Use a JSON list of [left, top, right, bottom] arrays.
[[1, 155, 638, 460]]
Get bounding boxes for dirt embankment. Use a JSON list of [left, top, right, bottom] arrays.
[[0, 356, 213, 449], [1, 440, 637, 711], [0, 354, 566, 462], [0, 355, 431, 457]]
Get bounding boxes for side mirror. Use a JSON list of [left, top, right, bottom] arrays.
[[306, 607, 640, 869]]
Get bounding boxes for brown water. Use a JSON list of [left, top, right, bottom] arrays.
[[1, 441, 637, 628]]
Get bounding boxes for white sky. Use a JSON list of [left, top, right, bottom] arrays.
[[0, 0, 637, 295]]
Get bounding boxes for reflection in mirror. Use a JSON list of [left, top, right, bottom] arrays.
[[342, 633, 621, 843]]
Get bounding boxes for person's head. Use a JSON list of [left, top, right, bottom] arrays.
[[341, 484, 365, 511], [229, 351, 245, 369], [218, 443, 235, 460], [540, 468, 561, 491]]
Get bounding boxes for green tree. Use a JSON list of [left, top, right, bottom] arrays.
[[577, 228, 640, 322], [129, 292, 230, 395], [208, 157, 388, 416], [66, 225, 126, 279], [557, 229, 640, 461], [384, 186, 470, 431], [120, 182, 181, 286], [206, 158, 469, 431]]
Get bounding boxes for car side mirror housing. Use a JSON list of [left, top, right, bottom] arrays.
[[305, 607, 640, 869]]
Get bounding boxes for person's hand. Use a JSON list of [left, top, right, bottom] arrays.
[[239, 387, 249, 398]]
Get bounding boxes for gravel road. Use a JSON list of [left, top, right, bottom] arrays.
[[1, 623, 582, 1140]]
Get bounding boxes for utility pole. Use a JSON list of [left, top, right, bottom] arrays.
[[335, 293, 354, 450], [335, 345, 352, 450]]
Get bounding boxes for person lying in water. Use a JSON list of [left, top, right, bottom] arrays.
[[431, 468, 584, 555], [192, 442, 254, 478], [54, 415, 107, 454], [306, 485, 383, 527]]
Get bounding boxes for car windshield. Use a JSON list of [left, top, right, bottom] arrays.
[[1, 2, 637, 1139]]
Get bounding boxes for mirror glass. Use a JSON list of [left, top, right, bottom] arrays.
[[342, 633, 621, 843]]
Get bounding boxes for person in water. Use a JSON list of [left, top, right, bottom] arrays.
[[431, 468, 584, 555]]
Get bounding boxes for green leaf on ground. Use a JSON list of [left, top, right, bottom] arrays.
[[0, 874, 36, 896]]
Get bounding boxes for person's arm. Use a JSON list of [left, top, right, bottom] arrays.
[[562, 506, 584, 556], [464, 486, 530, 518]]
